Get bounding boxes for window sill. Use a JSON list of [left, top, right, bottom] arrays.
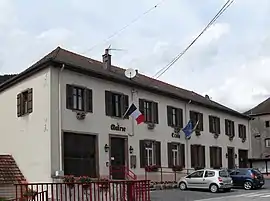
[[18, 113, 31, 117]]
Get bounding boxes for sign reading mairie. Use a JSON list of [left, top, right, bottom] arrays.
[[111, 123, 126, 132]]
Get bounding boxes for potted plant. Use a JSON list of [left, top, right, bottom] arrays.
[[195, 130, 201, 136], [99, 178, 109, 191], [172, 165, 183, 172], [23, 188, 37, 200], [63, 175, 76, 188], [78, 176, 92, 189], [145, 165, 160, 172]]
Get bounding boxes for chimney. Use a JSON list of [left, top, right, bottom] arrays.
[[102, 48, 111, 70], [205, 94, 210, 99]]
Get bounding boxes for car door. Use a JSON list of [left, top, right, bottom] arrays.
[[186, 170, 205, 189], [230, 169, 246, 186], [203, 170, 215, 189]]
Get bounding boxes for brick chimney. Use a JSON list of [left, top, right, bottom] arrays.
[[102, 49, 111, 70]]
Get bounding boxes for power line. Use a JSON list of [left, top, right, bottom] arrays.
[[82, 0, 167, 54], [153, 0, 234, 80]]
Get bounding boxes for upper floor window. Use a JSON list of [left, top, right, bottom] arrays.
[[167, 106, 183, 128], [225, 119, 235, 137], [265, 121, 270, 128], [265, 138, 270, 148], [167, 142, 185, 167], [190, 111, 203, 131], [139, 140, 161, 167], [238, 124, 247, 139], [139, 99, 158, 124], [105, 91, 128, 118], [209, 116, 220, 134], [66, 85, 93, 112], [17, 88, 33, 117]]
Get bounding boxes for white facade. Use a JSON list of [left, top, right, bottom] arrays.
[[0, 65, 251, 183]]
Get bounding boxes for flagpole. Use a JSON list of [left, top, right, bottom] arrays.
[[131, 88, 135, 136]]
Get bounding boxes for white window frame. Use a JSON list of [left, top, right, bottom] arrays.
[[145, 143, 155, 166], [265, 139, 270, 148], [172, 144, 179, 166]]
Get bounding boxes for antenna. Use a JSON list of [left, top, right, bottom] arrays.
[[124, 68, 137, 79], [106, 45, 126, 53]]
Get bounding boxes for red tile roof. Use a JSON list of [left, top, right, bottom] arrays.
[[0, 155, 26, 184]]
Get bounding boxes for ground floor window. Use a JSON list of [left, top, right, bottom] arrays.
[[191, 144, 205, 169], [139, 140, 161, 167], [63, 132, 97, 177], [168, 142, 185, 167], [210, 146, 222, 168]]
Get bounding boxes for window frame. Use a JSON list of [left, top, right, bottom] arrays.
[[167, 106, 183, 128], [190, 111, 203, 131], [238, 124, 247, 139], [209, 115, 220, 134], [225, 119, 235, 137], [140, 140, 161, 168], [190, 144, 205, 168], [17, 88, 33, 117], [265, 138, 270, 148], [209, 146, 222, 168], [266, 121, 270, 128], [139, 99, 158, 124]]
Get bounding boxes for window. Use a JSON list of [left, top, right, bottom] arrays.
[[167, 142, 185, 167], [105, 91, 129, 118], [167, 106, 183, 127], [209, 146, 222, 168], [66, 85, 93, 112], [17, 88, 33, 117], [266, 121, 270, 128], [188, 170, 204, 178], [209, 116, 220, 134], [205, 171, 215, 177], [139, 99, 158, 124], [190, 111, 203, 131], [139, 140, 161, 167], [225, 119, 235, 137], [63, 132, 97, 177], [265, 138, 270, 148], [238, 124, 246, 139], [190, 144, 205, 168]]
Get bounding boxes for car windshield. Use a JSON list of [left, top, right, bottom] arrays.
[[219, 170, 229, 177]]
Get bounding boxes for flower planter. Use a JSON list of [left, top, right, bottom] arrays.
[[172, 166, 183, 172], [145, 165, 160, 172]]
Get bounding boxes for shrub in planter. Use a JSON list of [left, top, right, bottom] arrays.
[[23, 188, 37, 200], [99, 178, 109, 190], [145, 165, 160, 172], [63, 175, 76, 188], [194, 166, 204, 170], [172, 165, 183, 171], [78, 176, 92, 189]]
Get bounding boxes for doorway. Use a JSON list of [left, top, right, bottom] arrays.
[[238, 149, 248, 168], [110, 136, 127, 179], [227, 147, 235, 169]]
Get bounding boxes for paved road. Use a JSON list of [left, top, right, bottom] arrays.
[[151, 179, 270, 201]]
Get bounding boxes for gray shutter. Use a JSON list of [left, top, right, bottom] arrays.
[[155, 141, 161, 166], [201, 146, 205, 168], [66, 84, 73, 109], [167, 106, 173, 126], [180, 143, 185, 167], [17, 93, 21, 117], [85, 88, 93, 113], [177, 108, 183, 128], [139, 99, 144, 114], [139, 140, 146, 168], [243, 125, 246, 138], [199, 113, 203, 131], [209, 116, 213, 133], [232, 121, 235, 136], [225, 120, 228, 135], [27, 88, 33, 113], [190, 145, 195, 168], [167, 142, 173, 168], [123, 95, 129, 119], [219, 147, 222, 167], [210, 147, 214, 167], [189, 111, 195, 125], [217, 117, 220, 134], [105, 91, 112, 116], [153, 102, 159, 124]]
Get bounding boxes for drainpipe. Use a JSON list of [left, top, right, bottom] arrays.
[[59, 64, 65, 171]]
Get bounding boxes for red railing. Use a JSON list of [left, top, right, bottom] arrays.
[[14, 180, 150, 201], [110, 166, 137, 180]]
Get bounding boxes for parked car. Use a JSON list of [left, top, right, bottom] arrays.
[[178, 169, 233, 193], [229, 168, 265, 190]]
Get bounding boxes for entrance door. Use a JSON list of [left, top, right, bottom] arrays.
[[238, 149, 248, 168], [227, 147, 235, 169], [110, 137, 126, 180]]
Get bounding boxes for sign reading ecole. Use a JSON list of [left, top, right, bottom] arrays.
[[110, 123, 126, 132]]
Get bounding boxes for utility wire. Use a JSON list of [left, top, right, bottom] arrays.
[[82, 0, 166, 54], [153, 0, 234, 80]]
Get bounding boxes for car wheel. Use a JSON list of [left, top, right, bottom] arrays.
[[179, 182, 187, 190], [209, 184, 219, 193], [224, 188, 231, 192], [243, 181, 253, 190]]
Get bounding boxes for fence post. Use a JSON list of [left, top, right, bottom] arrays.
[[160, 167, 163, 183]]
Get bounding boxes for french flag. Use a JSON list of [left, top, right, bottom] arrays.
[[123, 103, 144, 124]]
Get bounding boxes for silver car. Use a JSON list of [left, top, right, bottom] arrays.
[[178, 169, 233, 193]]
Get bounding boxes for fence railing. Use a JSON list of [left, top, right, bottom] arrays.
[[14, 180, 150, 201]]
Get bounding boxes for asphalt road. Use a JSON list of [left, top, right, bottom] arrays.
[[150, 179, 270, 201]]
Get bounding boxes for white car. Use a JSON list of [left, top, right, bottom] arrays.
[[178, 169, 233, 193]]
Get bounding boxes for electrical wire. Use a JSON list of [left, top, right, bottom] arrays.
[[82, 0, 167, 54], [153, 0, 234, 80]]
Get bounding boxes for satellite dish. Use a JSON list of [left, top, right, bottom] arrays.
[[125, 68, 137, 79]]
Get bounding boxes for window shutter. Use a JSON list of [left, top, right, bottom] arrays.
[[155, 141, 161, 166], [167, 106, 173, 126], [180, 143, 185, 167], [66, 84, 73, 109], [105, 91, 112, 116], [139, 99, 144, 114], [85, 89, 93, 113], [210, 147, 214, 167], [217, 118, 220, 134], [17, 93, 21, 117], [123, 95, 129, 119], [238, 125, 241, 138], [139, 140, 146, 168], [190, 111, 195, 125], [27, 88, 33, 113], [153, 102, 159, 124], [232, 121, 235, 136], [190, 145, 195, 168], [225, 120, 228, 135], [199, 113, 204, 131], [167, 142, 173, 168], [209, 116, 213, 133], [243, 125, 246, 138], [218, 147, 222, 167], [201, 146, 205, 168], [177, 109, 183, 128]]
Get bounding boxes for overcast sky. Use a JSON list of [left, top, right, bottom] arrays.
[[0, 0, 269, 112]]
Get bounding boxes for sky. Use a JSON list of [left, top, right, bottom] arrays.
[[0, 0, 270, 112]]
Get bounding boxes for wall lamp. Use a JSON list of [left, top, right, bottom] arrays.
[[104, 144, 109, 152], [129, 146, 134, 154]]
